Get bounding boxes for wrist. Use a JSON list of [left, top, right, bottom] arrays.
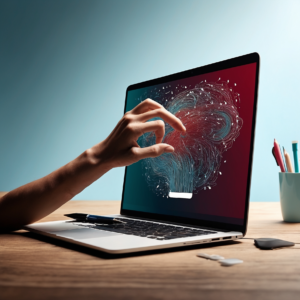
[[85, 141, 113, 171]]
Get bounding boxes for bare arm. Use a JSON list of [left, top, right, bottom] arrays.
[[0, 99, 185, 230]]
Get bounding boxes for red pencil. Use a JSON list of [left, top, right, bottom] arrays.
[[274, 139, 285, 172]]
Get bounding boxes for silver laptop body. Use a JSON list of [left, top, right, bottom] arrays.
[[25, 53, 260, 254]]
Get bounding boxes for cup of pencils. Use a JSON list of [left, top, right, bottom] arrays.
[[273, 139, 300, 222]]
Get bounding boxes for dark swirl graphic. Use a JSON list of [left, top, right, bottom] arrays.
[[138, 81, 243, 198]]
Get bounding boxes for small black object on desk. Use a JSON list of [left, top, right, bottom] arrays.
[[254, 238, 295, 250]]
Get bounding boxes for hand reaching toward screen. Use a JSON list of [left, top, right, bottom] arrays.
[[0, 99, 186, 230], [88, 99, 186, 168]]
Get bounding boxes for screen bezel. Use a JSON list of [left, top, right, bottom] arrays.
[[120, 52, 260, 235]]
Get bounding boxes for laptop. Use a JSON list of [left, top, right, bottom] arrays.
[[25, 53, 260, 254]]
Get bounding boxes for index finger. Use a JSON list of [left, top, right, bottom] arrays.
[[131, 99, 163, 115], [137, 108, 186, 132]]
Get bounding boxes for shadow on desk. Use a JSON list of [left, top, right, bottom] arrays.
[[15, 230, 242, 259]]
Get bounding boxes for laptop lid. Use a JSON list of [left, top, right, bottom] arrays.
[[120, 53, 260, 235]]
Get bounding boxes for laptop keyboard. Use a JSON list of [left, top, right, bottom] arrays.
[[72, 218, 216, 241]]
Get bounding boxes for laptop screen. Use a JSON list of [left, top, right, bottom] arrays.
[[121, 53, 259, 232]]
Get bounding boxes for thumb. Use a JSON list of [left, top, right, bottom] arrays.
[[132, 143, 174, 160]]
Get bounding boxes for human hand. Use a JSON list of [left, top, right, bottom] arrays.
[[90, 99, 186, 169]]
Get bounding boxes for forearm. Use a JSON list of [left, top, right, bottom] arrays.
[[0, 143, 112, 230], [0, 99, 185, 231]]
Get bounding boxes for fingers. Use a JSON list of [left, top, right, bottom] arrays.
[[137, 108, 186, 132], [131, 99, 163, 114], [131, 144, 174, 160], [137, 120, 165, 143]]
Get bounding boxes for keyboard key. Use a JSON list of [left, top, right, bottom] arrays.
[[74, 219, 216, 241]]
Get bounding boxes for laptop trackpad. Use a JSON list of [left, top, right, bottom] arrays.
[[52, 228, 122, 240]]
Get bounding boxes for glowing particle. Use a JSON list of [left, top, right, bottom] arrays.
[[224, 160, 226, 163], [219, 172, 222, 175], [234, 83, 237, 86]]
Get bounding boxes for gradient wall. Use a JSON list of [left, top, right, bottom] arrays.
[[1, 0, 299, 201]]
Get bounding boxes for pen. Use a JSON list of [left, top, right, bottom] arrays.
[[280, 146, 287, 172], [283, 148, 294, 173], [64, 213, 126, 224], [274, 139, 285, 172], [292, 141, 299, 173]]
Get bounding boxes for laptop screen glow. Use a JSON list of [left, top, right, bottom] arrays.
[[122, 62, 257, 227]]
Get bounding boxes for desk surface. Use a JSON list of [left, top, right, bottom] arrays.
[[1, 199, 300, 300]]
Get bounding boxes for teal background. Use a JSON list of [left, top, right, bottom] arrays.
[[1, 0, 299, 201]]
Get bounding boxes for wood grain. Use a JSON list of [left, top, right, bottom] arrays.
[[1, 201, 300, 300]]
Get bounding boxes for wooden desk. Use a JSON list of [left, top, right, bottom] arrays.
[[1, 200, 300, 300]]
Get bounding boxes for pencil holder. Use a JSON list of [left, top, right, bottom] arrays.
[[279, 172, 300, 222]]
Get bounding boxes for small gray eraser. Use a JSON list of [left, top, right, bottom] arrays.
[[196, 253, 211, 259], [209, 255, 225, 261], [219, 258, 243, 266]]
